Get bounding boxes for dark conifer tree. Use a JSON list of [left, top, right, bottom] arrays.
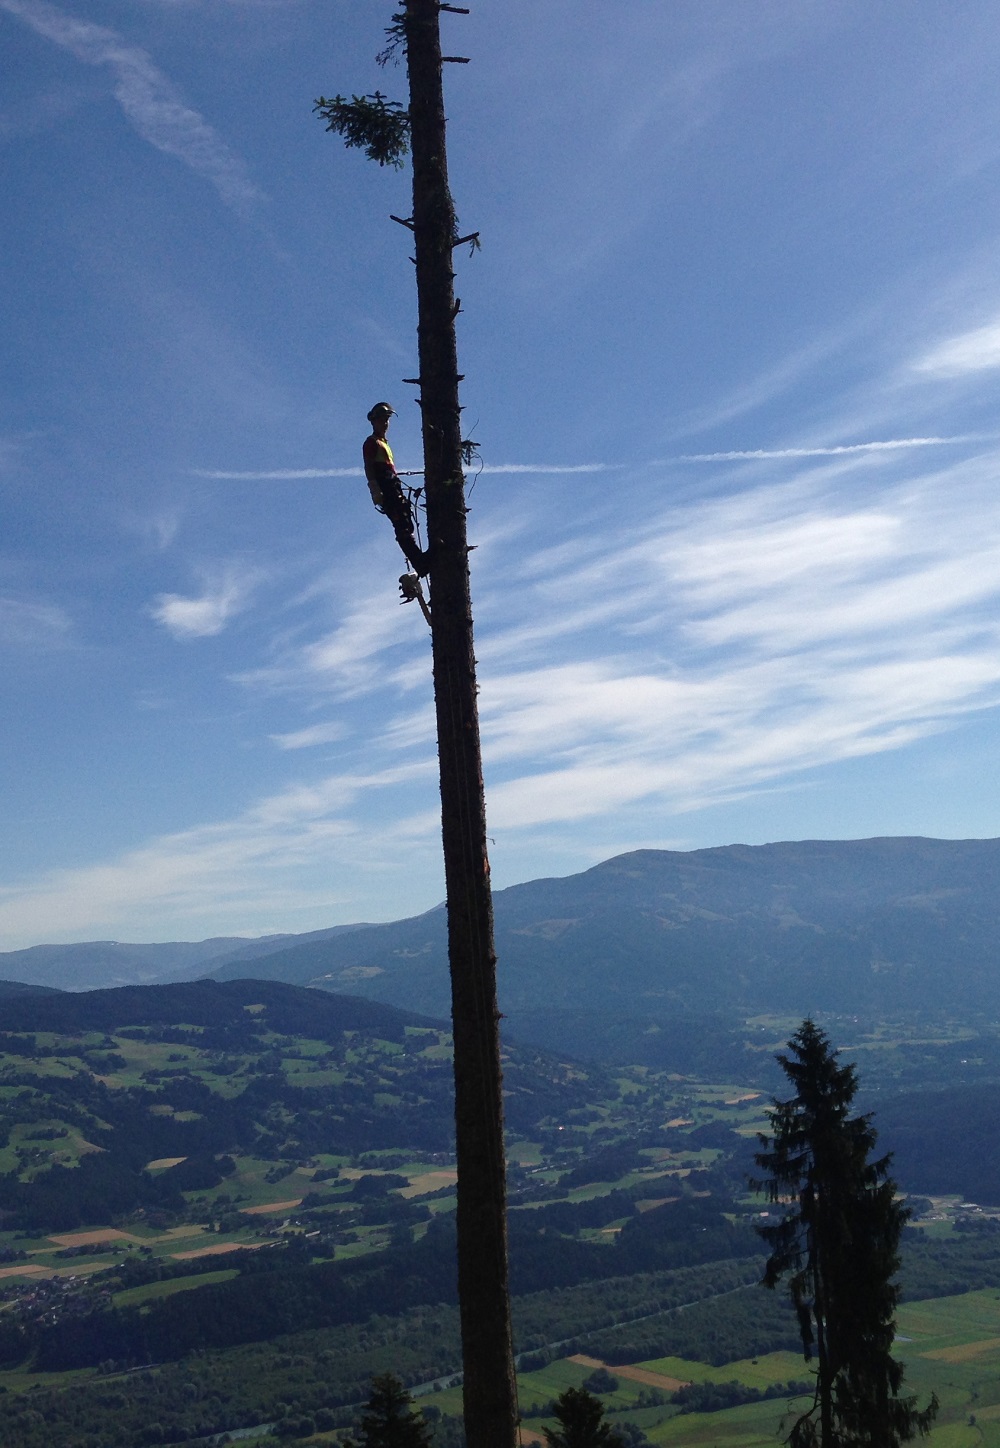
[[752, 1019, 937, 1448], [350, 1373, 434, 1448], [542, 1388, 627, 1448]]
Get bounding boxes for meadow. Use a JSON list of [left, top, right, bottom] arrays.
[[404, 1289, 1000, 1448]]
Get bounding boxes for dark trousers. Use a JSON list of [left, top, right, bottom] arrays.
[[382, 482, 426, 573]]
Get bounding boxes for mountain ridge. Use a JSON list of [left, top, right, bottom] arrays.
[[213, 835, 1000, 1020], [0, 922, 377, 993], [6, 838, 1000, 1030]]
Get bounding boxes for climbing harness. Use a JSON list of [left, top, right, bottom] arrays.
[[405, 484, 425, 544], [390, 482, 431, 623]]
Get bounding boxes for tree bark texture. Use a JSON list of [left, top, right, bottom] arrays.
[[402, 5, 518, 1448]]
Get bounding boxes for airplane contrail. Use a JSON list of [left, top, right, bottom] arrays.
[[192, 467, 365, 480], [191, 463, 622, 480], [672, 434, 990, 462], [192, 434, 992, 481]]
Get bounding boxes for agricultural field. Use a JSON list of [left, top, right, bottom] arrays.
[[0, 983, 999, 1444], [223, 1289, 1000, 1448], [419, 1293, 1000, 1448], [0, 979, 779, 1288]]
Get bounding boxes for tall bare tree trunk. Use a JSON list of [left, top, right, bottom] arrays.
[[402, 4, 518, 1447]]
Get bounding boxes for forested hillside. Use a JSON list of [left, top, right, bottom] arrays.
[[0, 979, 627, 1231]]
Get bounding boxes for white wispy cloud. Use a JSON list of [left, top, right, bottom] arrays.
[[0, 595, 72, 649], [124, 509, 182, 550], [232, 568, 428, 698], [270, 722, 347, 750], [150, 564, 261, 639], [668, 316, 867, 440], [913, 317, 1000, 377], [228, 441, 1000, 839], [299, 593, 425, 694], [147, 513, 181, 550], [466, 451, 1000, 829], [0, 0, 263, 211], [8, 436, 1000, 946], [0, 761, 440, 947]]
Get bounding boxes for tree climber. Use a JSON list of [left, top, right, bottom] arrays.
[[363, 402, 429, 576]]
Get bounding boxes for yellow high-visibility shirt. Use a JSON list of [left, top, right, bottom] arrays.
[[363, 435, 395, 482], [363, 434, 396, 508]]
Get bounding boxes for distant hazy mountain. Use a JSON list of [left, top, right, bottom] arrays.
[[7, 839, 1000, 1040], [205, 836, 1000, 1024], [0, 923, 372, 993]]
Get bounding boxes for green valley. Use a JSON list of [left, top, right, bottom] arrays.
[[0, 980, 998, 1444]]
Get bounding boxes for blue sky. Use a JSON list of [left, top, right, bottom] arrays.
[[4, 0, 1000, 950]]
